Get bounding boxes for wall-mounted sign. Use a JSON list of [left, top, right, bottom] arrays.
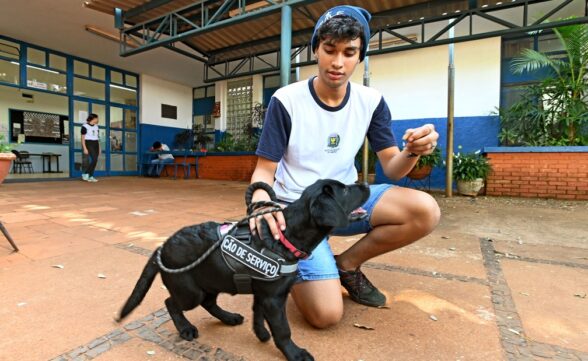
[[26, 79, 48, 90], [212, 101, 221, 117]]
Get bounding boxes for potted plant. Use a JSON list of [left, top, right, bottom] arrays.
[[407, 147, 442, 180], [0, 134, 16, 185], [453, 148, 492, 196], [193, 124, 212, 152]]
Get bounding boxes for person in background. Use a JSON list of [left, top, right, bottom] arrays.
[[81, 113, 100, 182], [147, 141, 174, 177], [249, 6, 441, 328]]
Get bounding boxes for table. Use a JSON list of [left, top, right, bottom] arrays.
[[28, 153, 62, 173]]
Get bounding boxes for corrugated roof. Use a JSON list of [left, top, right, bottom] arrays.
[[84, 0, 494, 63]]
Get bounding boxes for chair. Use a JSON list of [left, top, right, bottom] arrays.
[[162, 153, 191, 179], [11, 150, 34, 174]]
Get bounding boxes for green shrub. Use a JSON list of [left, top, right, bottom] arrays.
[[415, 147, 442, 169], [0, 134, 12, 153], [453, 149, 492, 181]]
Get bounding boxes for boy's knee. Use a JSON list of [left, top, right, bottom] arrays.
[[418, 192, 441, 230], [306, 307, 343, 329]]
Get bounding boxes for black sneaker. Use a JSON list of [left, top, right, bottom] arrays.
[[336, 257, 386, 307]]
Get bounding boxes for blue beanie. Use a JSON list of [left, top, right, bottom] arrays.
[[311, 6, 372, 62]]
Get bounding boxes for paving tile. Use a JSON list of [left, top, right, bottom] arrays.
[[501, 259, 588, 352]]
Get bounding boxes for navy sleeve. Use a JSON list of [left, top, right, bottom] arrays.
[[367, 96, 396, 152], [255, 97, 291, 162], [80, 125, 87, 135]]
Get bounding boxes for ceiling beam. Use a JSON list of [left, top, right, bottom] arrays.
[[119, 0, 316, 57]]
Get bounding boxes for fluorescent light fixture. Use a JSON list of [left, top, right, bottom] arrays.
[[27, 64, 59, 74], [10, 61, 19, 65], [109, 83, 136, 92]]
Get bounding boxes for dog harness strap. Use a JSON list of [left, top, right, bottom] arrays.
[[277, 229, 308, 259], [233, 274, 252, 294]]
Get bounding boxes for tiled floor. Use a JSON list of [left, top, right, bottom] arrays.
[[0, 177, 587, 361]]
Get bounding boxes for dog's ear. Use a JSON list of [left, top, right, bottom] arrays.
[[310, 185, 348, 228]]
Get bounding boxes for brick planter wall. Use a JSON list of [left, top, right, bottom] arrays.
[[197, 153, 257, 181], [484, 147, 588, 200], [160, 152, 257, 182]]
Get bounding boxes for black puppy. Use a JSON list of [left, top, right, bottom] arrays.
[[117, 179, 370, 361]]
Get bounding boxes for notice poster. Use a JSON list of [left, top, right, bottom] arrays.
[[23, 111, 60, 138]]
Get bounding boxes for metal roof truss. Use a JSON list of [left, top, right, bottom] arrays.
[[115, 0, 588, 82]]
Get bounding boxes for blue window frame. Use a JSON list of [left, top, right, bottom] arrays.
[[0, 34, 141, 178]]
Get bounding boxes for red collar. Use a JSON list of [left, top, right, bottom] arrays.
[[277, 229, 308, 259]]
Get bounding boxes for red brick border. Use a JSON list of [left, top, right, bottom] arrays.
[[162, 154, 257, 182], [486, 152, 588, 200]]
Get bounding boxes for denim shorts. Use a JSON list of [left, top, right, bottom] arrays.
[[296, 183, 393, 282]]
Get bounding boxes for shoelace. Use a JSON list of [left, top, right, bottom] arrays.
[[344, 269, 373, 294]]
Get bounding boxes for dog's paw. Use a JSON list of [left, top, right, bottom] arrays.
[[253, 325, 271, 342], [292, 348, 314, 361], [221, 312, 244, 326], [179, 325, 198, 341]]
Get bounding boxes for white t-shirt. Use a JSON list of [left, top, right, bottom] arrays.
[[256, 77, 396, 202], [81, 123, 99, 141], [158, 144, 174, 160]]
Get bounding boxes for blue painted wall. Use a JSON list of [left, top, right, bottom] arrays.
[[375, 115, 500, 190], [140, 123, 185, 152]]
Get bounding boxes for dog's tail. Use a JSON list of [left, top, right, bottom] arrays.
[[116, 251, 160, 322]]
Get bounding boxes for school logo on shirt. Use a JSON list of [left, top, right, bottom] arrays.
[[325, 133, 340, 153]]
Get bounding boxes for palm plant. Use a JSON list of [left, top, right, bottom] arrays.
[[510, 22, 588, 144]]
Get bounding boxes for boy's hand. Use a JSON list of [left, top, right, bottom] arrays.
[[402, 124, 439, 156]]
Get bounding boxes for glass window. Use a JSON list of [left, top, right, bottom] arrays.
[[49, 54, 66, 71], [111, 70, 123, 84], [110, 85, 137, 106], [98, 128, 106, 152], [0, 39, 20, 60], [73, 77, 105, 100], [27, 66, 66, 93], [264, 74, 281, 88], [194, 87, 206, 99], [110, 107, 123, 128], [92, 65, 105, 81], [95, 154, 106, 171], [111, 153, 124, 171], [0, 59, 19, 85], [110, 130, 123, 152], [125, 74, 137, 88], [74, 60, 89, 77], [74, 101, 89, 123], [124, 109, 137, 129], [74, 125, 83, 148], [92, 103, 105, 125], [538, 34, 564, 53], [27, 48, 45, 66], [125, 154, 137, 172], [125, 132, 137, 153], [226, 78, 252, 139]]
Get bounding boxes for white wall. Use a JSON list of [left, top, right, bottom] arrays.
[[140, 74, 193, 128], [299, 37, 501, 120]]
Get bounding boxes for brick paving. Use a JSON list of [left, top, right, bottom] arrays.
[[1, 177, 587, 361]]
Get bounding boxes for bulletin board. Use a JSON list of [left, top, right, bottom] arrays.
[[9, 109, 68, 144]]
